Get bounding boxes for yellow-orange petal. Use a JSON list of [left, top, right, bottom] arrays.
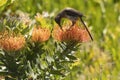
[[0, 35, 25, 51], [32, 27, 50, 42]]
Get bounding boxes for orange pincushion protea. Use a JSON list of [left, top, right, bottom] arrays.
[[0, 31, 25, 51], [53, 24, 91, 43], [32, 27, 50, 42]]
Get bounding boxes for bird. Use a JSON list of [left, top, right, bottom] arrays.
[[55, 8, 93, 41], [55, 8, 84, 27]]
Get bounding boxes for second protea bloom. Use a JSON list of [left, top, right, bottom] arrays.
[[32, 26, 50, 42], [53, 23, 91, 43]]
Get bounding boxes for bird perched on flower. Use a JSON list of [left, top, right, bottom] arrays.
[[55, 8, 93, 41], [55, 8, 84, 27]]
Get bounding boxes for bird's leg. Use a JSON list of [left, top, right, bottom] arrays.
[[71, 21, 76, 27]]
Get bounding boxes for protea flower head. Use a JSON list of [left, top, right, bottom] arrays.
[[0, 30, 25, 51], [52, 23, 91, 43], [31, 26, 50, 42]]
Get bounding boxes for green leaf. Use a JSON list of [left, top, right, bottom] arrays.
[[66, 55, 77, 61], [21, 25, 33, 35], [0, 71, 9, 75], [51, 70, 63, 75]]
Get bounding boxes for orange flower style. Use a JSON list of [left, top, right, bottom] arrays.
[[53, 24, 91, 43], [32, 27, 50, 42], [0, 32, 25, 51]]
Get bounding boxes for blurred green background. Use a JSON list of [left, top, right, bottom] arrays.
[[0, 0, 120, 80]]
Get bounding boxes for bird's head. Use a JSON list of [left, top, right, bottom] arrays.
[[55, 15, 61, 27]]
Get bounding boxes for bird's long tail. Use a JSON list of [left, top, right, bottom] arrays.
[[80, 18, 93, 41]]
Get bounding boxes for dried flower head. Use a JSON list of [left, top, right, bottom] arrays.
[[0, 31, 25, 51], [32, 26, 50, 42], [18, 11, 31, 26], [53, 23, 91, 43]]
